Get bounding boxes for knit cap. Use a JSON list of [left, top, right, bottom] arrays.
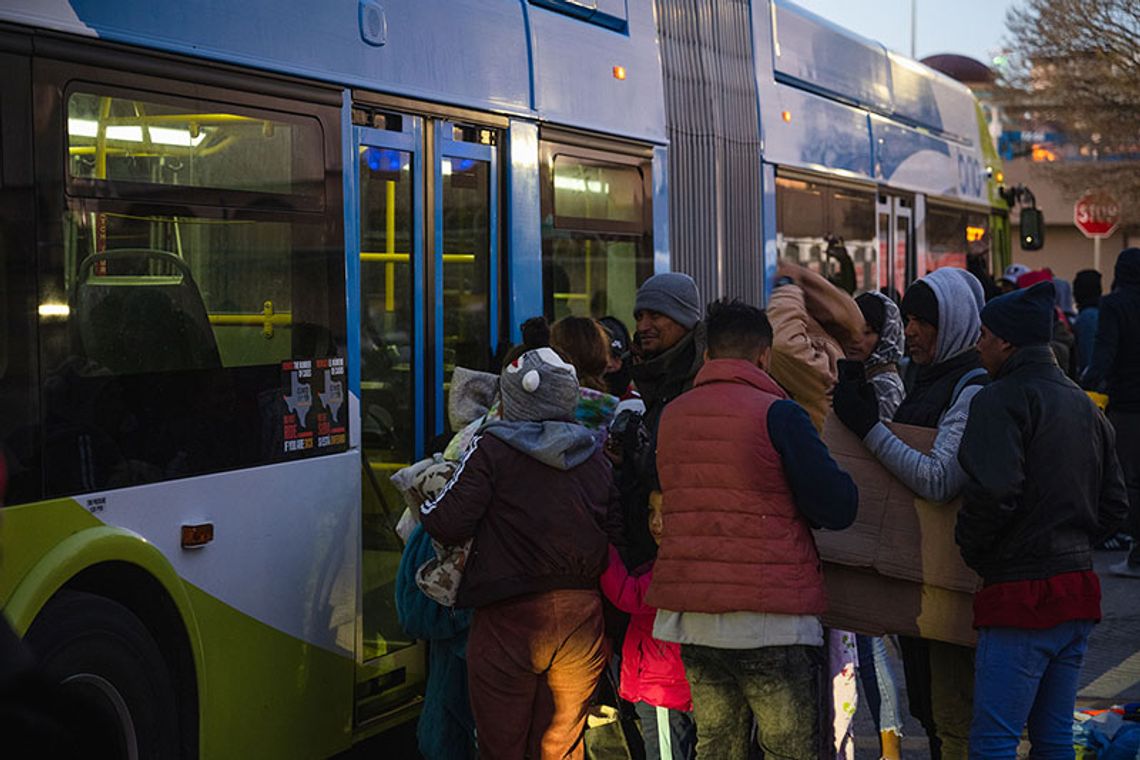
[[999, 263, 1030, 287], [634, 273, 702, 329], [900, 280, 939, 327], [980, 281, 1055, 347], [499, 347, 580, 422], [856, 292, 887, 334]]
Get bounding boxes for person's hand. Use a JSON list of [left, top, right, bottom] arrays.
[[833, 380, 879, 439]]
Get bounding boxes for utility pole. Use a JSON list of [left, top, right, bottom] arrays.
[[910, 0, 917, 58]]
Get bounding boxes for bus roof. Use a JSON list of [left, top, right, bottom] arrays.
[[0, 0, 666, 144]]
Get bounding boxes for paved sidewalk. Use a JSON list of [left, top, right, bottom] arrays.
[[1077, 551, 1140, 706]]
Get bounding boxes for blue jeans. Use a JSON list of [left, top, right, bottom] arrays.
[[969, 620, 1094, 760], [634, 701, 696, 760], [856, 634, 904, 734]]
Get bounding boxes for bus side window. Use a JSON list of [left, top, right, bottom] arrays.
[[36, 85, 344, 498], [540, 145, 653, 337]]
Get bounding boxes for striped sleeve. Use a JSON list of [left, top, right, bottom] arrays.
[[420, 435, 493, 546]]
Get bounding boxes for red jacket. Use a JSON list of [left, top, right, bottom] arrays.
[[646, 359, 827, 616], [600, 547, 691, 711]]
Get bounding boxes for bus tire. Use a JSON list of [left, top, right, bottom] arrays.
[[25, 590, 181, 760]]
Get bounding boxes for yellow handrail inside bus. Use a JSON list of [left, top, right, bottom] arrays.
[[360, 252, 477, 263], [95, 95, 112, 179], [369, 460, 410, 473], [385, 180, 396, 312], [206, 301, 290, 339]]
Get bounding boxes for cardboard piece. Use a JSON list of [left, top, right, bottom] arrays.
[[816, 414, 980, 646]]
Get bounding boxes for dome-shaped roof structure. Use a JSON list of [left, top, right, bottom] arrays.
[[920, 54, 995, 85]]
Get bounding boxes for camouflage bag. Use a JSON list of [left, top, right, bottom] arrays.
[[405, 458, 470, 607], [415, 537, 472, 607]]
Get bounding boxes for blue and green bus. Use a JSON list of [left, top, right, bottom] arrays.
[[0, 1, 1012, 757]]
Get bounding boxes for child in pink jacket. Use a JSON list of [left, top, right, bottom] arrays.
[[600, 496, 695, 760]]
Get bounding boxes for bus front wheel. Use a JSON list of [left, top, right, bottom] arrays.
[[25, 590, 181, 760]]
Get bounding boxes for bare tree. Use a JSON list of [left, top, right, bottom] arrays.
[[1005, 0, 1140, 145], [1002, 0, 1140, 228]]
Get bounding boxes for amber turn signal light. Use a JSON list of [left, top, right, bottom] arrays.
[[181, 523, 214, 549]]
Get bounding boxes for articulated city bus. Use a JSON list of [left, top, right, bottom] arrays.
[[657, 0, 1013, 307], [0, 1, 1012, 758]]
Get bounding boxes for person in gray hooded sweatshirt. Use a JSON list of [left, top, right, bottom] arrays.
[[834, 267, 987, 760], [421, 347, 623, 759]]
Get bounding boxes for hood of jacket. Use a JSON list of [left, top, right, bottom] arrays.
[[1116, 247, 1140, 290], [922, 268, 984, 363], [448, 366, 499, 430], [481, 420, 598, 470], [864, 290, 904, 370]]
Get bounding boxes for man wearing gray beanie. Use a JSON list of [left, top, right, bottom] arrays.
[[617, 272, 707, 568], [634, 272, 703, 344]]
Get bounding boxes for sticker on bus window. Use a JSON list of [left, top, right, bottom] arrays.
[[281, 357, 347, 456]]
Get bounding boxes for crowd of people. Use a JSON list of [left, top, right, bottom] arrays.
[[394, 248, 1139, 760]]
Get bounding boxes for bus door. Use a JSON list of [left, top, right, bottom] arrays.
[[877, 193, 913, 299], [353, 113, 427, 727], [351, 111, 500, 728], [431, 120, 499, 437]]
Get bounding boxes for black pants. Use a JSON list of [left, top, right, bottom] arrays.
[[1110, 409, 1140, 564]]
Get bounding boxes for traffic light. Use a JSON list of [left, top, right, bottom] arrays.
[[1020, 207, 1045, 251]]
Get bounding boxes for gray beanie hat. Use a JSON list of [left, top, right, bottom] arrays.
[[634, 273, 701, 329], [500, 347, 580, 422]]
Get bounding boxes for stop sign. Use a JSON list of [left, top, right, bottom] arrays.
[[1074, 191, 1121, 238]]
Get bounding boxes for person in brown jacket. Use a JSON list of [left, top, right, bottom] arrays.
[[420, 347, 622, 759], [766, 262, 864, 429]]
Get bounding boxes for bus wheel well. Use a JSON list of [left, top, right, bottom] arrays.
[[60, 562, 200, 760]]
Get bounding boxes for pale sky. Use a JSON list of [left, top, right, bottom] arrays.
[[790, 0, 1021, 66]]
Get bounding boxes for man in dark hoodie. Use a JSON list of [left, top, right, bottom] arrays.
[[1072, 269, 1103, 377], [834, 267, 988, 760], [621, 272, 705, 568], [420, 347, 622, 759], [1083, 248, 1140, 577], [958, 282, 1127, 758]]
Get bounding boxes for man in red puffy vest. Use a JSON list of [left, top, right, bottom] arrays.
[[646, 299, 858, 760]]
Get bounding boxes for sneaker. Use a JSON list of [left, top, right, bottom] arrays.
[[1097, 532, 1133, 551], [1109, 558, 1140, 578]]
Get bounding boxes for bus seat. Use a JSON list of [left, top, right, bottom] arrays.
[[73, 249, 222, 375]]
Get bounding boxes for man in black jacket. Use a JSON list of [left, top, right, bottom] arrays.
[[1083, 247, 1140, 576], [619, 272, 705, 568], [957, 281, 1128, 758]]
